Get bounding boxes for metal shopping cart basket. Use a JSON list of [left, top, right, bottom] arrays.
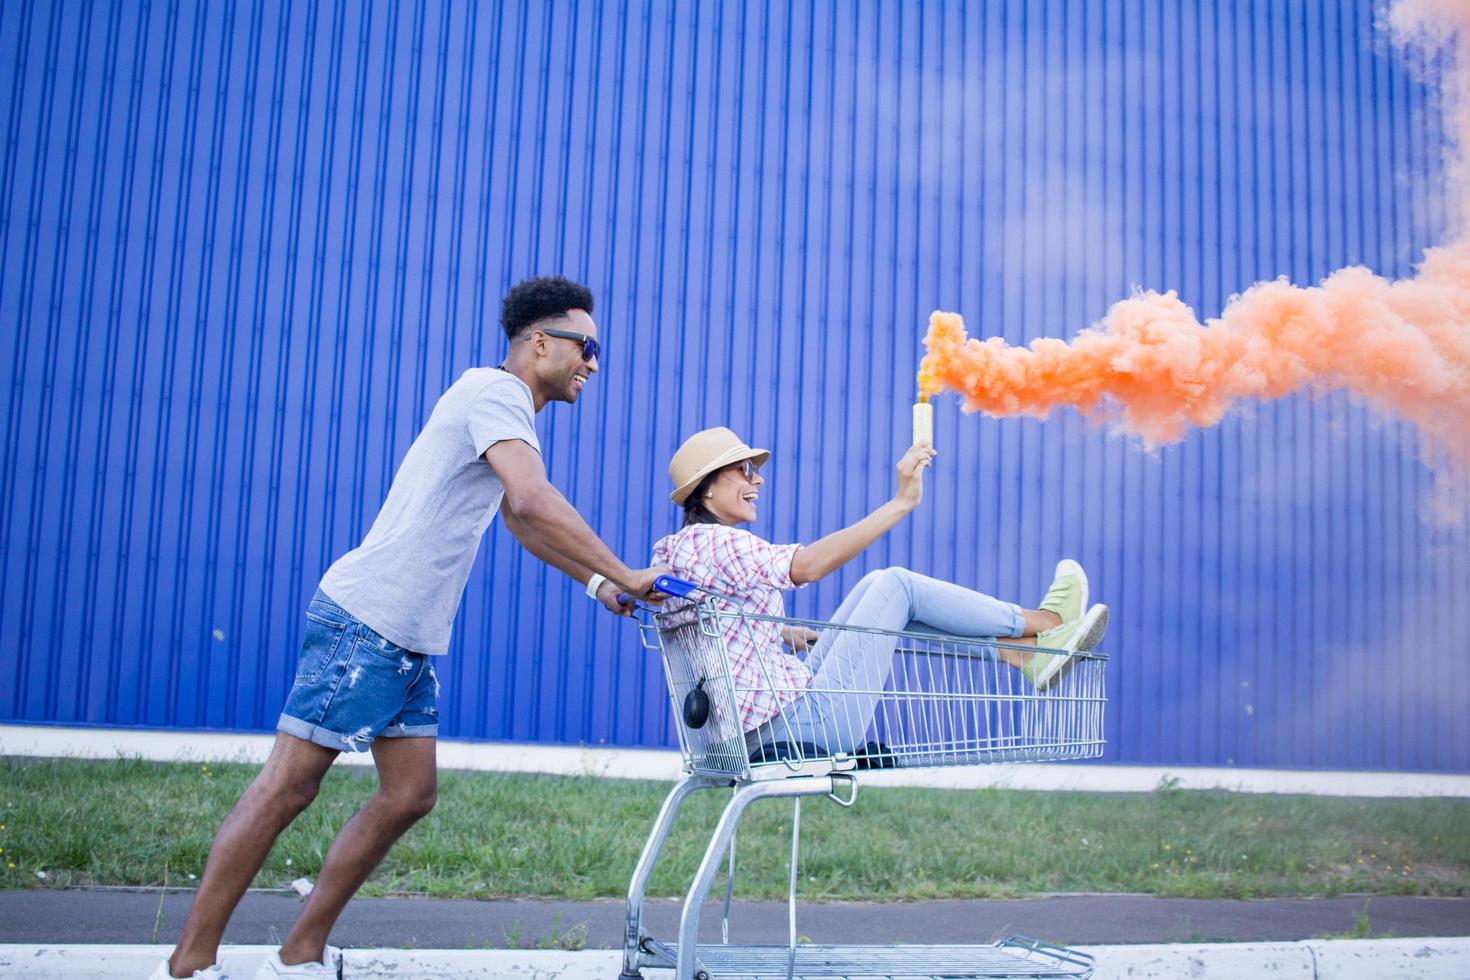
[[619, 576, 1108, 980]]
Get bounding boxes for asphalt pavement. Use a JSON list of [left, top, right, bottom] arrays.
[[1, 888, 1465, 949]]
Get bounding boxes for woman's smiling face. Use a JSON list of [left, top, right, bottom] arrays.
[[702, 459, 764, 525]]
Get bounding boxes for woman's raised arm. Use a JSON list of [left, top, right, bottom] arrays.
[[788, 444, 936, 585]]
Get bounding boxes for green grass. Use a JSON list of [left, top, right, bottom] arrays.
[[1316, 897, 1402, 941], [1, 757, 1467, 901]]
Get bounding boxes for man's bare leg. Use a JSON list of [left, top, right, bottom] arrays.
[[275, 736, 437, 967], [168, 734, 340, 977]]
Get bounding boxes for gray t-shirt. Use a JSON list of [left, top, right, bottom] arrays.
[[319, 368, 539, 654]]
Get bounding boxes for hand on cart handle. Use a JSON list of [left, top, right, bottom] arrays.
[[610, 567, 691, 612], [593, 578, 638, 617], [616, 573, 703, 610]]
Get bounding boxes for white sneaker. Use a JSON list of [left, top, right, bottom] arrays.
[[148, 960, 229, 979], [253, 946, 342, 979]]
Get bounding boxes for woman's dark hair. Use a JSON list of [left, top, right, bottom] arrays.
[[681, 470, 726, 527], [500, 275, 595, 340]]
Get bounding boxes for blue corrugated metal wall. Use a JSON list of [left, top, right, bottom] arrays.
[[1, 0, 1465, 771]]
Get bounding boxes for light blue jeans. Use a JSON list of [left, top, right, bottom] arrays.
[[746, 567, 1025, 755]]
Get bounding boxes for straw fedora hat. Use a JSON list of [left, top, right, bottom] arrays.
[[668, 427, 771, 505]]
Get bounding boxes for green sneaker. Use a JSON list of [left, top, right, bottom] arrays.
[[1022, 603, 1109, 691], [1037, 559, 1088, 626]]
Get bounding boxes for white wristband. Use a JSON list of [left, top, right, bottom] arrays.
[[585, 573, 608, 599]]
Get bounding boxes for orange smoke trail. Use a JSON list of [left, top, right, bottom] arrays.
[[917, 254, 1470, 457], [918, 0, 1470, 511]]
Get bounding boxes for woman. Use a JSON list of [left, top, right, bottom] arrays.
[[651, 427, 1109, 757]]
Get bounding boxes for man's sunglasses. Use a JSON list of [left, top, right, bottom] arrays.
[[541, 328, 601, 362]]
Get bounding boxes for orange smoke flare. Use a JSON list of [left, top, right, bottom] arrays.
[[918, 250, 1470, 460], [918, 0, 1470, 509]]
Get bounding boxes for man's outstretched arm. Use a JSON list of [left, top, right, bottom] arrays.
[[499, 501, 634, 615], [485, 438, 663, 601], [499, 500, 596, 582]]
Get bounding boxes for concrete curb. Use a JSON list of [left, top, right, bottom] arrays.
[[3, 939, 1468, 979], [7, 723, 1470, 797]]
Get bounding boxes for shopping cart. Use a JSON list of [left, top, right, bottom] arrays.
[[619, 575, 1108, 980]]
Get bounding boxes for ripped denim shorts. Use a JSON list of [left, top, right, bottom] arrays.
[[277, 590, 439, 753]]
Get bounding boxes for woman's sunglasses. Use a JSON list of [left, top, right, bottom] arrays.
[[725, 459, 761, 481], [541, 328, 601, 362]]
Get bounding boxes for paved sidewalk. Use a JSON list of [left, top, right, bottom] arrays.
[[1, 888, 1466, 949], [5, 939, 1470, 979]]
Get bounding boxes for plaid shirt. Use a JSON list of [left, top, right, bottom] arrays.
[[652, 523, 812, 731]]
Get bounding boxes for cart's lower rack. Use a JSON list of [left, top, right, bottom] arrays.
[[639, 935, 1095, 979]]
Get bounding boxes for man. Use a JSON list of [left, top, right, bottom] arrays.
[[155, 276, 665, 979]]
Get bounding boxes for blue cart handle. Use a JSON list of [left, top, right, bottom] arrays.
[[653, 575, 699, 597], [616, 574, 701, 607]]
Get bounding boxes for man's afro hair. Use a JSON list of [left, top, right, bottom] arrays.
[[500, 275, 595, 340]]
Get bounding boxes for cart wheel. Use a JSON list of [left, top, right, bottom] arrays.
[[616, 973, 643, 980]]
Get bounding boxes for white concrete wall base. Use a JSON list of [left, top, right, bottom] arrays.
[[1080, 938, 1470, 978], [3, 723, 1469, 797], [3, 939, 1469, 979]]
